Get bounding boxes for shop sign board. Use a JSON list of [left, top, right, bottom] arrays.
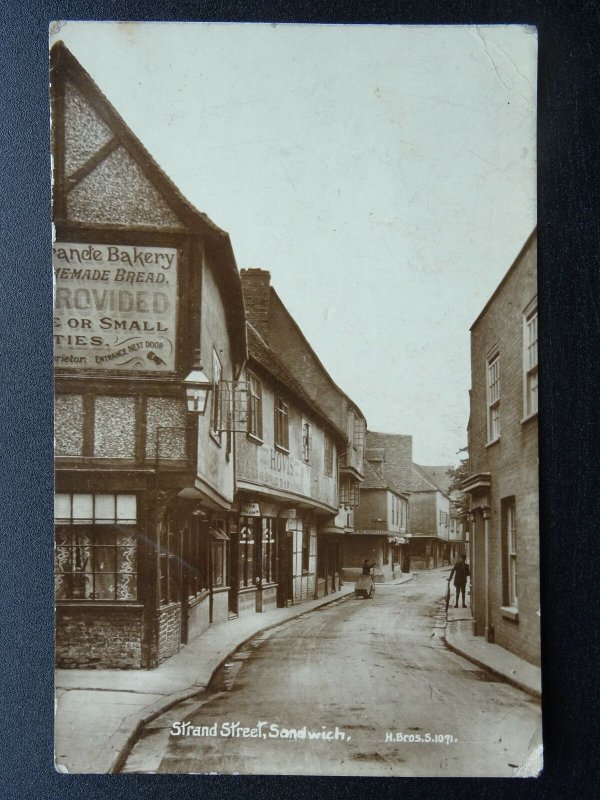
[[53, 242, 178, 372]]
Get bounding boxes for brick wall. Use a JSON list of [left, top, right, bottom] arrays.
[[157, 603, 181, 664], [56, 605, 144, 669], [240, 268, 271, 338], [468, 234, 540, 665]]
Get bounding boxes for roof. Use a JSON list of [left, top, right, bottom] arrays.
[[246, 323, 346, 442], [408, 463, 458, 494], [470, 229, 537, 331], [50, 42, 248, 371], [414, 464, 454, 494]]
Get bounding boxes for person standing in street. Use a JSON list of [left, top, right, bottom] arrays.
[[448, 554, 470, 608], [362, 559, 376, 575]]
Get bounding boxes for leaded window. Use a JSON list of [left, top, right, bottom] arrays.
[[54, 493, 137, 601]]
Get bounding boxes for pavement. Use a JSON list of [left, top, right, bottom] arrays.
[[55, 568, 542, 775], [443, 600, 542, 700], [55, 574, 413, 774]]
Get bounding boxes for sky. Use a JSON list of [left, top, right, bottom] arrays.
[[50, 22, 537, 465]]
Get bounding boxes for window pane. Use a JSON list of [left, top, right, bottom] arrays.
[[71, 573, 93, 600], [95, 573, 116, 600], [72, 494, 93, 522], [55, 494, 72, 522], [55, 573, 69, 600], [116, 544, 136, 573], [55, 546, 72, 573], [116, 494, 137, 523], [95, 494, 115, 522], [94, 546, 116, 572], [116, 573, 136, 601]]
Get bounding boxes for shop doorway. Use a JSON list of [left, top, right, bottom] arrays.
[[277, 526, 293, 607]]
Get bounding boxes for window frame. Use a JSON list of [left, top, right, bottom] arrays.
[[523, 300, 538, 420], [501, 497, 518, 611], [274, 396, 290, 452], [210, 348, 223, 445], [302, 419, 311, 464], [54, 493, 138, 602], [247, 372, 263, 442], [324, 434, 334, 476], [486, 350, 501, 444]]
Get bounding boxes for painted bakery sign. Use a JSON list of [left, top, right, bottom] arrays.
[[53, 243, 178, 372]]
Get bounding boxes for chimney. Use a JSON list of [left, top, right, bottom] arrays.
[[240, 268, 271, 339]]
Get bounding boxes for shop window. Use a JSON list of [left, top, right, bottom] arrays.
[[274, 396, 289, 451], [183, 520, 209, 599], [247, 372, 263, 440], [211, 526, 229, 588], [211, 349, 223, 443], [54, 493, 137, 601], [524, 304, 538, 418], [302, 528, 310, 573], [159, 515, 182, 605], [239, 519, 256, 588], [487, 352, 500, 442], [261, 519, 277, 584]]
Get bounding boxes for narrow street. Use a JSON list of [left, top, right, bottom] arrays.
[[121, 572, 540, 776]]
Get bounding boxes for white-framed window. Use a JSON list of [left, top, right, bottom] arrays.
[[274, 396, 289, 451], [54, 493, 137, 601], [487, 352, 500, 442], [210, 349, 223, 443], [524, 304, 538, 418], [502, 498, 518, 608], [247, 372, 263, 441], [302, 420, 311, 463]]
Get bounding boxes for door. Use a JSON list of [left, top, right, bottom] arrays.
[[276, 523, 293, 607]]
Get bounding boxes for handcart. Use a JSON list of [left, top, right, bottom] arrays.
[[355, 573, 375, 599]]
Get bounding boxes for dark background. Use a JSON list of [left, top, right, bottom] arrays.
[[1, 2, 598, 799]]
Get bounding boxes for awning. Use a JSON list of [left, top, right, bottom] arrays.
[[211, 528, 229, 541]]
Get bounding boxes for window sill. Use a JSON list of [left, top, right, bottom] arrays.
[[521, 411, 538, 424], [485, 437, 500, 448], [274, 444, 290, 454], [500, 605, 519, 622], [247, 433, 263, 445], [209, 430, 223, 447], [56, 600, 143, 609]]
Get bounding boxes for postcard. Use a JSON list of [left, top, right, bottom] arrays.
[[51, 21, 540, 776]]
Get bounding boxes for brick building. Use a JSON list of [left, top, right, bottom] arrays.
[[52, 44, 247, 668], [462, 231, 539, 666]]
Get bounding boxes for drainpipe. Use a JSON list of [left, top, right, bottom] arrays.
[[482, 506, 492, 642]]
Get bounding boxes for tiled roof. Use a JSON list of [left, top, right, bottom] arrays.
[[414, 464, 454, 494], [246, 323, 346, 441], [361, 460, 389, 490], [365, 431, 413, 492]]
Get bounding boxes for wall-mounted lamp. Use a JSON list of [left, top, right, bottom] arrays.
[[184, 349, 212, 415]]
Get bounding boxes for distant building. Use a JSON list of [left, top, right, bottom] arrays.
[[410, 464, 464, 569], [364, 433, 463, 570], [462, 231, 539, 666], [350, 456, 410, 582]]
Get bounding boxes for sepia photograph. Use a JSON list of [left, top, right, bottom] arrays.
[[50, 21, 540, 777]]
